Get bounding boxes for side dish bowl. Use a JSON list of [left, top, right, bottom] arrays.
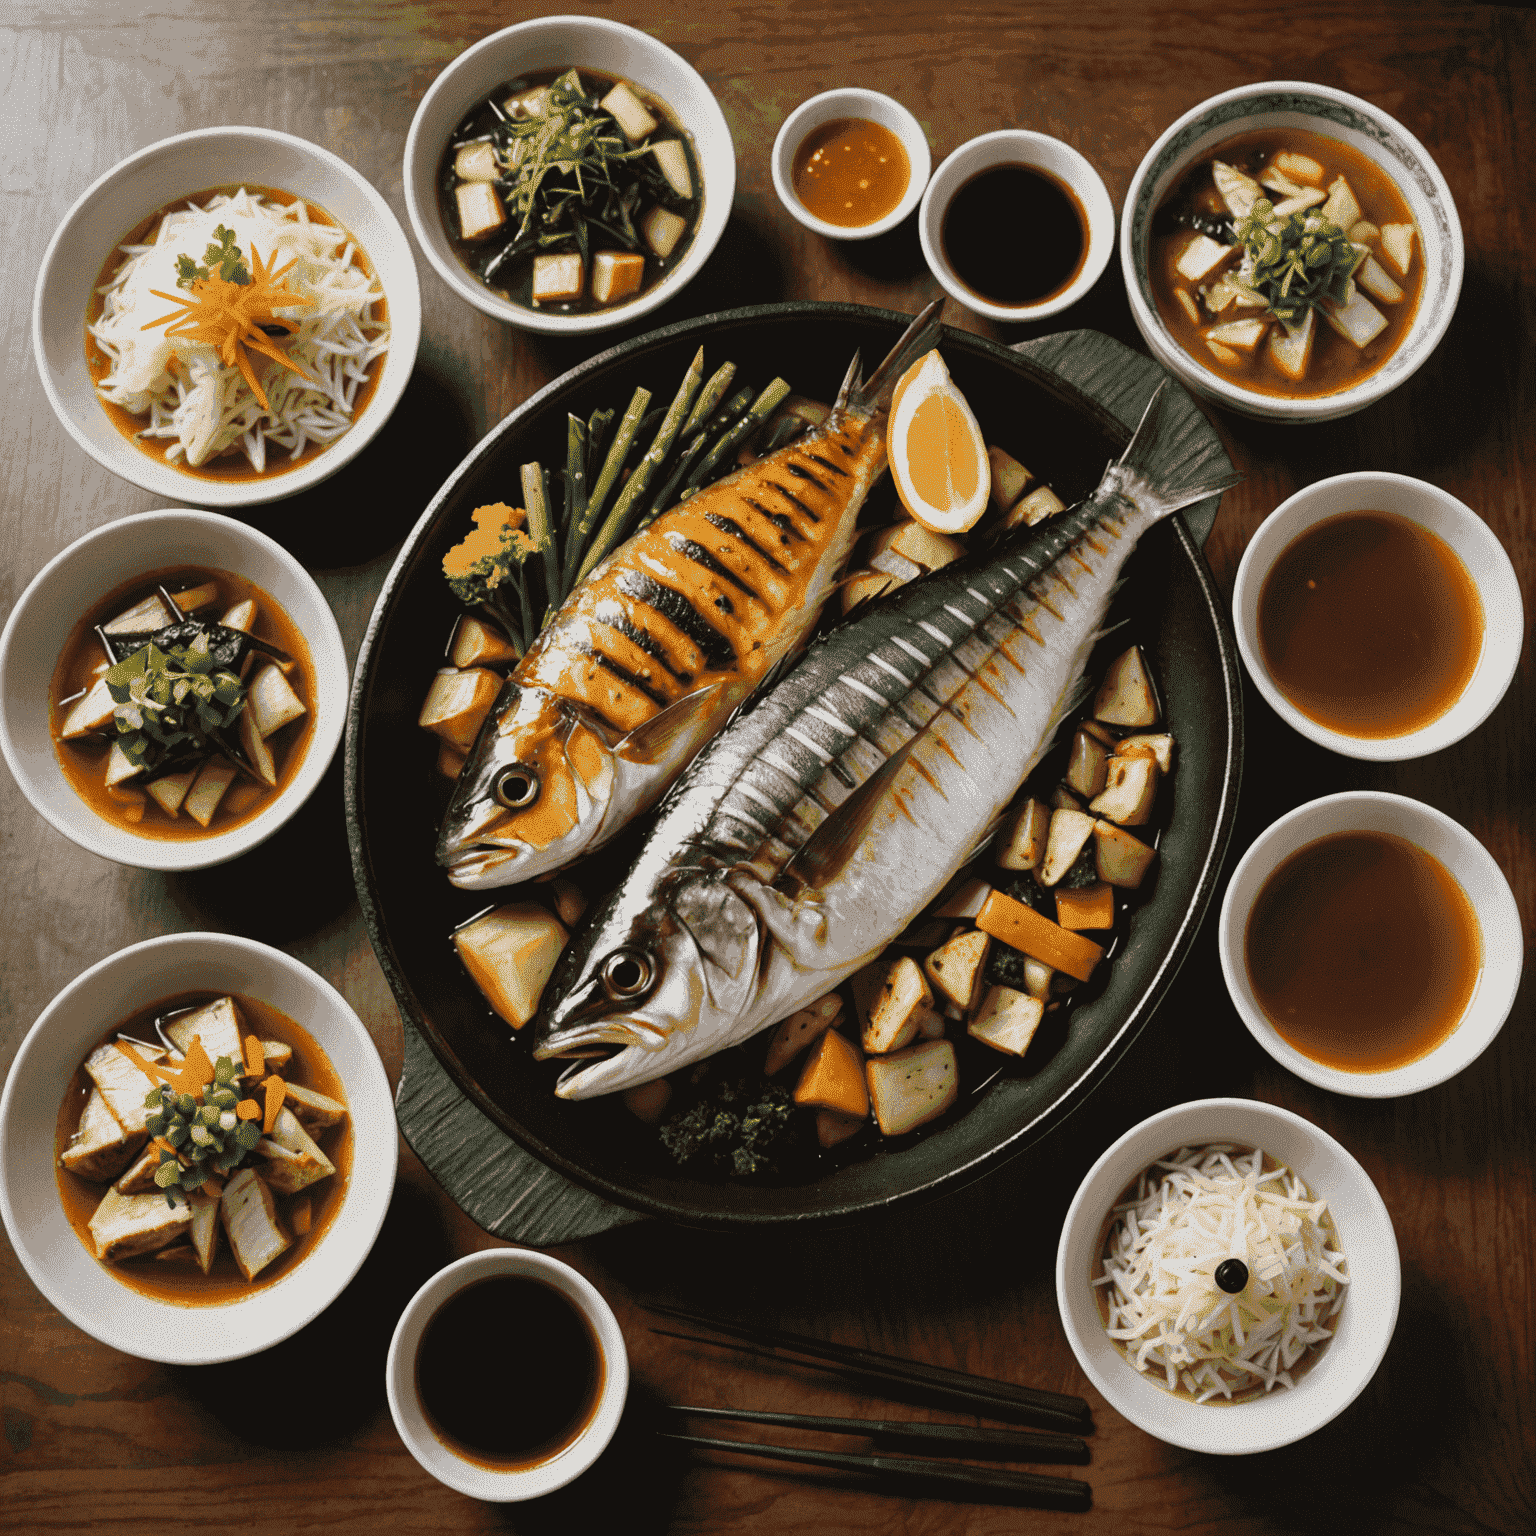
[[1120, 81, 1461, 423], [0, 507, 348, 871], [1218, 791, 1522, 1098], [1056, 1096, 1399, 1455], [403, 15, 735, 333], [32, 124, 421, 507], [0, 932, 396, 1365]]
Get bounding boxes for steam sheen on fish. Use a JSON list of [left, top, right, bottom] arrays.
[[533, 384, 1240, 1098], [436, 302, 944, 889]]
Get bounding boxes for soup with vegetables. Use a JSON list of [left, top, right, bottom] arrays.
[[438, 67, 701, 313], [1150, 129, 1422, 397], [55, 991, 351, 1305], [50, 566, 315, 838]]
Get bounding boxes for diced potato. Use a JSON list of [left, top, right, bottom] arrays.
[[1379, 222, 1415, 277], [453, 903, 569, 1030], [450, 614, 520, 670], [863, 956, 931, 1054], [868, 547, 924, 584], [1066, 729, 1110, 800], [1205, 318, 1268, 351], [1270, 187, 1326, 218], [102, 593, 173, 634], [550, 878, 587, 929], [531, 252, 584, 305], [1348, 220, 1381, 245], [1094, 646, 1159, 728], [976, 890, 1103, 983], [436, 740, 467, 780], [866, 1040, 958, 1136], [454, 141, 500, 182], [912, 1005, 946, 1041], [59, 676, 116, 739], [1089, 755, 1158, 826], [1051, 783, 1084, 812], [591, 250, 646, 307], [969, 987, 1046, 1057], [1176, 233, 1234, 283], [1022, 957, 1054, 1000], [641, 205, 688, 259], [1004, 484, 1066, 530], [1275, 150, 1325, 184], [839, 570, 898, 614], [1323, 289, 1388, 348], [764, 993, 844, 1075], [867, 521, 965, 573], [651, 138, 692, 198], [247, 663, 307, 738], [794, 1029, 868, 1118], [1269, 309, 1316, 383], [1116, 732, 1175, 773], [1175, 287, 1201, 325], [104, 740, 141, 788], [220, 598, 258, 632], [622, 1080, 673, 1125], [816, 1109, 865, 1148], [1056, 881, 1115, 930], [601, 80, 659, 142], [1320, 175, 1361, 231], [238, 704, 277, 787], [934, 876, 993, 920], [995, 798, 1050, 871], [1356, 254, 1404, 304], [987, 445, 1032, 511], [1205, 339, 1242, 367], [1212, 160, 1262, 217], [184, 757, 237, 827], [455, 179, 506, 242], [923, 930, 990, 1012], [418, 667, 501, 753], [1039, 808, 1097, 887], [1094, 820, 1158, 889]]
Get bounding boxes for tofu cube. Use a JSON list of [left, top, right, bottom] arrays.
[[531, 252, 585, 305], [601, 80, 658, 143], [641, 205, 688, 259], [455, 180, 506, 242], [1176, 234, 1233, 283], [591, 250, 646, 307], [454, 141, 500, 182]]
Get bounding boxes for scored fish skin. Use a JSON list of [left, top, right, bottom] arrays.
[[533, 384, 1240, 1099], [436, 303, 944, 892]]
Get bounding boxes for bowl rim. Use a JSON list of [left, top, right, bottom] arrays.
[[384, 1247, 630, 1500], [1216, 790, 1523, 1097], [769, 88, 932, 241], [918, 128, 1116, 321], [401, 14, 736, 334], [1118, 78, 1464, 422], [0, 506, 347, 871], [30, 123, 422, 508], [1055, 1095, 1400, 1454], [1230, 471, 1524, 760], [0, 931, 397, 1364]]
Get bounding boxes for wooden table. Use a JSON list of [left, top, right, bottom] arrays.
[[2, 3, 1530, 1531]]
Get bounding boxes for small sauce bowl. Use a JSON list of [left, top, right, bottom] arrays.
[[771, 88, 930, 241], [918, 129, 1114, 321], [1218, 791, 1522, 1098], [1233, 471, 1522, 761]]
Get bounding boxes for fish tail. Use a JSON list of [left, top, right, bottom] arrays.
[[837, 298, 946, 417], [1105, 380, 1243, 522]]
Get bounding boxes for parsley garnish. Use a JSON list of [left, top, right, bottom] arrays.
[[175, 225, 251, 290], [1233, 199, 1361, 327]]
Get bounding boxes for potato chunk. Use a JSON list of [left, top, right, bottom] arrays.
[[418, 667, 501, 753], [1089, 756, 1158, 827], [453, 904, 569, 1030], [969, 987, 1045, 1057], [1094, 646, 1159, 727], [764, 993, 844, 1075], [861, 956, 931, 1054], [866, 1040, 958, 1136], [922, 930, 990, 1012]]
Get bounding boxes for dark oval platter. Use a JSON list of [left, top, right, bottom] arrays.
[[346, 302, 1242, 1230]]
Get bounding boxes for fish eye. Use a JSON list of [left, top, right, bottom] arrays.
[[494, 766, 539, 809], [602, 949, 653, 1000]]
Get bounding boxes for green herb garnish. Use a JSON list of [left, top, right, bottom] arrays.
[[106, 637, 246, 769], [142, 1056, 260, 1206], [1232, 198, 1363, 327], [175, 224, 251, 290]]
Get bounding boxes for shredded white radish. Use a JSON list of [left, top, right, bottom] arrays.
[[1095, 1144, 1347, 1402], [89, 188, 389, 472]]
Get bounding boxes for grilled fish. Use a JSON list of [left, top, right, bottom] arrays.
[[534, 384, 1239, 1098], [437, 302, 944, 889]]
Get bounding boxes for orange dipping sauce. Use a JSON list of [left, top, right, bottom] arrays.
[[791, 118, 910, 227]]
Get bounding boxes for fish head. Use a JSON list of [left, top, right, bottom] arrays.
[[436, 683, 617, 889], [533, 868, 763, 1099]]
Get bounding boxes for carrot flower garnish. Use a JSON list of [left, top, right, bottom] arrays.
[[143, 242, 316, 411]]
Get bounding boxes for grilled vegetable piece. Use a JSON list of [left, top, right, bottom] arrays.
[[1090, 756, 1158, 826], [763, 993, 844, 1076], [60, 1089, 147, 1182], [1093, 646, 1159, 727], [163, 997, 245, 1071], [1115, 731, 1175, 773], [1055, 881, 1115, 930], [418, 667, 502, 753], [1094, 820, 1158, 888], [220, 1168, 291, 1280], [453, 903, 569, 1029], [976, 890, 1103, 983], [450, 614, 520, 670], [922, 930, 990, 1012], [816, 1109, 865, 1147], [1066, 729, 1110, 800], [89, 1187, 193, 1262], [1039, 809, 1097, 887], [866, 1039, 958, 1135], [969, 986, 1046, 1056], [862, 956, 931, 1054], [793, 1029, 869, 1118]]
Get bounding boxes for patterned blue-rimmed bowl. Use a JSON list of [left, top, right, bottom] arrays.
[[1120, 81, 1462, 424]]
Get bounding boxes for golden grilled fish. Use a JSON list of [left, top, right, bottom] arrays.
[[437, 302, 943, 889]]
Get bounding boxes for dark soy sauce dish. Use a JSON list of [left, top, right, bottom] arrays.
[[941, 163, 1087, 308]]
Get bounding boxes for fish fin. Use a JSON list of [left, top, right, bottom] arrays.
[[843, 298, 946, 417], [831, 349, 864, 414], [615, 681, 726, 763], [1107, 380, 1244, 521]]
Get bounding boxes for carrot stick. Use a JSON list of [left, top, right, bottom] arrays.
[[262, 1076, 285, 1135], [242, 1034, 265, 1078]]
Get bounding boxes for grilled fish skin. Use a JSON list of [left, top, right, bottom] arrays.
[[534, 384, 1240, 1099], [437, 302, 944, 890]]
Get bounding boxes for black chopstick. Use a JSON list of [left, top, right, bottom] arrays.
[[647, 1302, 1092, 1433], [659, 1431, 1092, 1512], [670, 1403, 1089, 1464]]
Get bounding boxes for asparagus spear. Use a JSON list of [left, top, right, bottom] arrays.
[[563, 387, 650, 589], [683, 378, 791, 493]]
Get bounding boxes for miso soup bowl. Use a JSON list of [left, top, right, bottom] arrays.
[[1121, 81, 1463, 423], [32, 124, 421, 508], [0, 508, 348, 871], [1218, 791, 1523, 1098], [0, 932, 396, 1364], [1056, 1097, 1399, 1455], [1232, 472, 1523, 760], [404, 15, 735, 334]]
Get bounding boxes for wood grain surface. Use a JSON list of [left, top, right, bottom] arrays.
[[1, 3, 1530, 1533]]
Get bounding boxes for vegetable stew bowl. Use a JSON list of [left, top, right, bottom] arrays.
[[1120, 81, 1462, 424], [31, 125, 421, 508], [1056, 1097, 1400, 1455], [403, 15, 735, 334], [0, 933, 396, 1365], [0, 508, 348, 871]]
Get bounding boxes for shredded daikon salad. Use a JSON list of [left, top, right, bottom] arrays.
[[90, 188, 389, 473], [1094, 1143, 1348, 1403]]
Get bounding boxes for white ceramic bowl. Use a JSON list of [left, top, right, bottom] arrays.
[[1057, 1097, 1399, 1455], [771, 89, 931, 241], [0, 932, 396, 1364], [386, 1248, 629, 1501], [918, 129, 1114, 321], [0, 508, 348, 871], [1218, 791, 1522, 1098], [32, 125, 421, 508], [1120, 81, 1462, 423], [404, 16, 735, 334], [1232, 472, 1523, 760]]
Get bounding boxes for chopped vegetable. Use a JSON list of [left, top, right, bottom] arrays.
[[865, 1040, 957, 1135]]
